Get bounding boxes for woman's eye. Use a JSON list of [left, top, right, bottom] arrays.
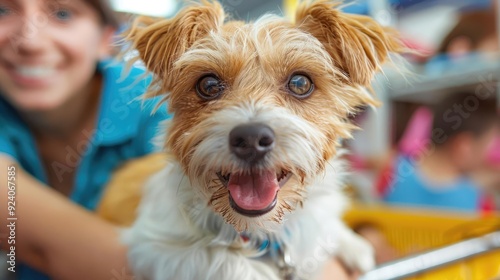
[[0, 5, 12, 17], [196, 75, 225, 101], [54, 9, 72, 21], [287, 74, 314, 99]]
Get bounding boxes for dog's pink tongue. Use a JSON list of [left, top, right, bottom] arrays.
[[228, 170, 279, 211]]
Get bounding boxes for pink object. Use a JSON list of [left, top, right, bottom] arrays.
[[398, 106, 434, 157], [486, 135, 500, 165]]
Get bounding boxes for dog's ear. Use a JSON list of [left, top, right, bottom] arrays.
[[295, 1, 403, 87], [125, 1, 225, 89]]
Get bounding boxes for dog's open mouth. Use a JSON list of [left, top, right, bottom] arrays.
[[217, 170, 292, 217]]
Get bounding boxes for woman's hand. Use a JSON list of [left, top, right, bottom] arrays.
[[319, 258, 361, 280]]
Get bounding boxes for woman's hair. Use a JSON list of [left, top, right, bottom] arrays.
[[86, 0, 119, 28]]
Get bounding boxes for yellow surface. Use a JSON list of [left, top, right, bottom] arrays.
[[344, 203, 500, 279], [283, 0, 298, 21]]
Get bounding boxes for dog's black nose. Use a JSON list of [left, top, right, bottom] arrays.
[[229, 123, 275, 163]]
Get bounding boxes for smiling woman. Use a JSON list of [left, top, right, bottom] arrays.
[[0, 0, 170, 279], [0, 0, 114, 113]]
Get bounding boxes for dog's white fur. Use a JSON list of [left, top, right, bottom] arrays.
[[122, 101, 374, 280]]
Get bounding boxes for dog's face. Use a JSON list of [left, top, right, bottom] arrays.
[[127, 0, 402, 232]]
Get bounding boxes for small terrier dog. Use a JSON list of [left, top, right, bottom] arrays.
[[98, 1, 403, 279]]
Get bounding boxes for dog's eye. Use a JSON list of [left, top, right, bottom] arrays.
[[196, 75, 225, 100], [288, 74, 313, 98]]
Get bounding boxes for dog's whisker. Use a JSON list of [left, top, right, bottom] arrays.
[[176, 174, 186, 197]]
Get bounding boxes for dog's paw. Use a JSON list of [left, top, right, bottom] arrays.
[[337, 233, 375, 273]]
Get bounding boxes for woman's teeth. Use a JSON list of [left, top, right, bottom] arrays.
[[15, 66, 55, 78]]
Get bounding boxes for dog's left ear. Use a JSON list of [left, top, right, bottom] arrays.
[[296, 1, 403, 87], [125, 1, 225, 91]]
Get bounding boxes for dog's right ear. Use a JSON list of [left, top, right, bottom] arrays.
[[295, 1, 403, 88], [125, 1, 225, 90]]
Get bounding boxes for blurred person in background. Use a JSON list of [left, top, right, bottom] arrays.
[[361, 93, 498, 266], [0, 0, 169, 279], [346, 6, 500, 202], [437, 9, 497, 57], [360, 5, 500, 266], [426, 7, 498, 75], [383, 92, 499, 212], [377, 4, 500, 211], [388, 4, 500, 211]]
